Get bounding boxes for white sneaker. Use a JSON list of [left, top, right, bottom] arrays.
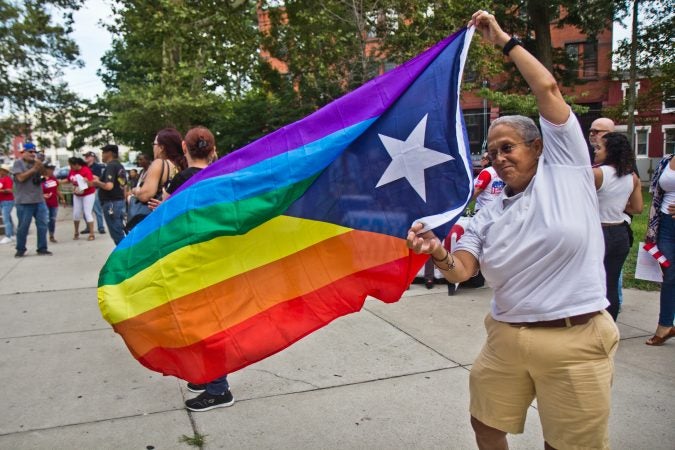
[[0, 236, 12, 245], [10, 236, 15, 242]]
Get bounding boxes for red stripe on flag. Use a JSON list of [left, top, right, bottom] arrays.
[[130, 252, 427, 383]]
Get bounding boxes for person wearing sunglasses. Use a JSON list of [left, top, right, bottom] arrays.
[[407, 11, 617, 450], [588, 117, 615, 146]]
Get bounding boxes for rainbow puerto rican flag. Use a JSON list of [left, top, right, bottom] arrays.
[[98, 27, 475, 383]]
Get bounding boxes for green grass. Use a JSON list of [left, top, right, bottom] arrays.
[[622, 189, 661, 291], [179, 433, 207, 448]]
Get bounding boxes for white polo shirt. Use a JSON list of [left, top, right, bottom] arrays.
[[456, 111, 608, 322]]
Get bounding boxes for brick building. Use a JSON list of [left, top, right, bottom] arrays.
[[259, 7, 673, 179]]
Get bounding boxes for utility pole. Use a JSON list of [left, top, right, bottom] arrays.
[[626, 0, 639, 151]]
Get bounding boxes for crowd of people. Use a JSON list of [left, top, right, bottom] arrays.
[[0, 125, 222, 251], [0, 10, 672, 447]]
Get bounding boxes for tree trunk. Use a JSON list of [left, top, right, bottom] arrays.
[[526, 2, 554, 72]]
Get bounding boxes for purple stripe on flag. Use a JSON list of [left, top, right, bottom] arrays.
[[178, 30, 466, 193]]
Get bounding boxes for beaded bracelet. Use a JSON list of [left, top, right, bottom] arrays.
[[431, 249, 456, 271]]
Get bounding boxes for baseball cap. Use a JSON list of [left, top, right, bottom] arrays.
[[100, 144, 119, 153], [0, 164, 11, 172], [23, 142, 36, 151]]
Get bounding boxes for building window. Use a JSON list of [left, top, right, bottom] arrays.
[[564, 40, 597, 79], [664, 93, 675, 113], [621, 81, 641, 114], [615, 125, 650, 158], [636, 127, 649, 157], [565, 43, 579, 62], [664, 126, 675, 155], [582, 40, 597, 78], [463, 108, 487, 156]]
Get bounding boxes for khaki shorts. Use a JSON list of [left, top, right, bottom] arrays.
[[469, 311, 619, 450]]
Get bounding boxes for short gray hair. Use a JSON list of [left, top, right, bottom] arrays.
[[488, 115, 541, 142]]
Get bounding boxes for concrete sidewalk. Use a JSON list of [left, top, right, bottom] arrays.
[[0, 209, 673, 449]]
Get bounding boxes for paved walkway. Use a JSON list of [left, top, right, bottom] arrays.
[[0, 208, 673, 449]]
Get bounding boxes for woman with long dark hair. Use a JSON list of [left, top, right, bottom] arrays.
[[131, 128, 184, 202], [592, 132, 643, 320], [127, 128, 183, 230]]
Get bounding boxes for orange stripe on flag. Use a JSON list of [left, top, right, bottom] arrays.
[[114, 230, 410, 358]]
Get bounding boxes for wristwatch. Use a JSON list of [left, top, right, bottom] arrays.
[[502, 36, 523, 56]]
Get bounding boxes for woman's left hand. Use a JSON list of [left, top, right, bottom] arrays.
[[406, 222, 443, 255], [668, 202, 675, 218]]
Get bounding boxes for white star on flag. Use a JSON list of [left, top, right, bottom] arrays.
[[375, 114, 454, 202]]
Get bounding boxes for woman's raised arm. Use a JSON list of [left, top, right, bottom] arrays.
[[469, 11, 568, 125]]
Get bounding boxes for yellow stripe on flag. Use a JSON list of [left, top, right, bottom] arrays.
[[98, 216, 352, 324]]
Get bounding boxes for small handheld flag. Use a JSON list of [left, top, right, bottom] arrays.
[[643, 242, 671, 268], [98, 27, 475, 383]]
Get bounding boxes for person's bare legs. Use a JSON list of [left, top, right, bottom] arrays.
[[73, 220, 80, 239], [87, 221, 95, 240], [471, 416, 508, 450]]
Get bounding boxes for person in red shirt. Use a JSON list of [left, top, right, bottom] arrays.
[[62, 156, 96, 240], [42, 164, 65, 243], [472, 153, 505, 213], [0, 164, 15, 244]]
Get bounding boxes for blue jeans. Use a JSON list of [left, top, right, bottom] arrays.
[[206, 375, 229, 395], [1, 200, 15, 237], [93, 190, 105, 232], [47, 206, 58, 236], [101, 199, 126, 245], [16, 202, 49, 253], [657, 212, 675, 327]]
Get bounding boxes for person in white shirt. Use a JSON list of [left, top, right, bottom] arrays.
[[471, 154, 505, 213], [592, 132, 643, 320], [407, 11, 618, 450]]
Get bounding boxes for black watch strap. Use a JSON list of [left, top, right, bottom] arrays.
[[502, 36, 523, 56]]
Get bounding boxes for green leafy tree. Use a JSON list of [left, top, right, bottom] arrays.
[[0, 0, 84, 146], [94, 0, 261, 153], [611, 0, 674, 116]]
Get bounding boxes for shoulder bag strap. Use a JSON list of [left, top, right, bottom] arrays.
[[155, 160, 166, 199]]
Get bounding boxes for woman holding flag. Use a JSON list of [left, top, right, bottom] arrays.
[[408, 10, 618, 450], [644, 152, 675, 346]]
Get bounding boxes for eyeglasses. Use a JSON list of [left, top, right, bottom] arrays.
[[486, 140, 534, 162], [152, 142, 159, 146], [588, 129, 610, 135]]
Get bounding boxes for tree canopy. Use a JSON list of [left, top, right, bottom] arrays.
[[76, 0, 633, 153], [612, 0, 674, 114], [0, 0, 84, 146], [92, 0, 261, 152]]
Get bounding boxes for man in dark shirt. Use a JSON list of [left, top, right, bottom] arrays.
[[82, 151, 106, 234], [92, 145, 127, 244]]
